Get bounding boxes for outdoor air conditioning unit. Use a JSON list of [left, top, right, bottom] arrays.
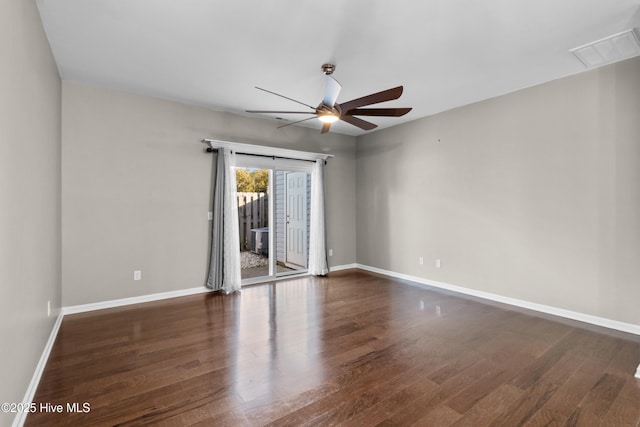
[[251, 227, 269, 256]]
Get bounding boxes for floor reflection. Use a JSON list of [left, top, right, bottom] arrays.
[[231, 279, 325, 406]]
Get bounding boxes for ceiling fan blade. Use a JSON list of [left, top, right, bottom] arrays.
[[345, 107, 412, 117], [338, 86, 404, 112], [276, 115, 319, 129], [246, 110, 316, 114], [320, 122, 331, 134], [322, 76, 342, 107], [340, 115, 378, 131], [255, 87, 316, 110]]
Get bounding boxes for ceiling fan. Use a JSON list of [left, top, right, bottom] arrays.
[[246, 64, 412, 134]]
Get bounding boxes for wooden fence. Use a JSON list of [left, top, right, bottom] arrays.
[[237, 192, 268, 251]]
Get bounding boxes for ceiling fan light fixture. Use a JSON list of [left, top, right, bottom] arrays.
[[318, 114, 339, 123]]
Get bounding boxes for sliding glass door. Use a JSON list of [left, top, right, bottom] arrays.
[[236, 167, 271, 281], [235, 156, 312, 285]]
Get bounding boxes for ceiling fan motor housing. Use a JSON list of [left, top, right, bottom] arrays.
[[317, 103, 341, 115], [321, 63, 336, 75]]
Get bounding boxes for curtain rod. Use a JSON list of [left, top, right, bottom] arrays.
[[201, 139, 332, 163], [205, 147, 323, 164]]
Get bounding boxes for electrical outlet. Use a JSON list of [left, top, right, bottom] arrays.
[[419, 257, 424, 265], [208, 212, 213, 220], [134, 270, 142, 281], [435, 259, 441, 269], [328, 249, 333, 257], [47, 300, 51, 317]]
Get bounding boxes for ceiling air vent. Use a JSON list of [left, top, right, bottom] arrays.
[[570, 29, 640, 68]]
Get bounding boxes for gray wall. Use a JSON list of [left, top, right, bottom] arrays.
[[61, 81, 357, 306], [0, 0, 62, 425], [357, 56, 640, 325]]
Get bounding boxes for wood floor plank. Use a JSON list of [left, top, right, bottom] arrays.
[[530, 358, 605, 422], [579, 373, 625, 419], [413, 405, 462, 426], [521, 406, 566, 427], [269, 347, 422, 425], [449, 384, 523, 427], [488, 379, 560, 427], [445, 367, 515, 415], [343, 369, 439, 426], [24, 270, 640, 426], [377, 359, 497, 426], [600, 378, 640, 427]]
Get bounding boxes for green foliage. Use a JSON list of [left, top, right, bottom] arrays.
[[236, 169, 252, 192], [236, 168, 269, 193], [251, 169, 268, 193]]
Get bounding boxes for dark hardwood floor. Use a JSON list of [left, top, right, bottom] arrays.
[[26, 269, 640, 426]]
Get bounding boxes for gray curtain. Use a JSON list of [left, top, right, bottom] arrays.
[[206, 149, 241, 293], [206, 151, 225, 290]]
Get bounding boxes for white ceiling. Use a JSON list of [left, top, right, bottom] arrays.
[[37, 0, 640, 136]]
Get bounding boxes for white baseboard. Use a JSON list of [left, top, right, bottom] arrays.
[[12, 311, 64, 427], [62, 286, 211, 315], [356, 264, 640, 337], [330, 263, 358, 272]]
